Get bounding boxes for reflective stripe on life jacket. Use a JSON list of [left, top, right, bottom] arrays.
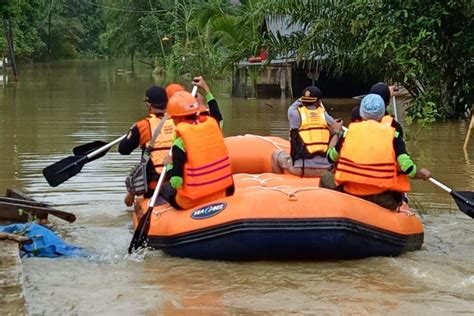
[[176, 116, 234, 200], [296, 106, 330, 156], [335, 120, 398, 195], [136, 114, 175, 174]]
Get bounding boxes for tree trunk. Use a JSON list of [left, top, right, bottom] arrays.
[[130, 49, 135, 71], [438, 20, 457, 118], [4, 17, 18, 82], [439, 68, 455, 117], [47, 5, 52, 60]]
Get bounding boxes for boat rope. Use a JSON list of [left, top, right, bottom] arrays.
[[235, 173, 286, 186], [397, 203, 417, 216], [246, 185, 321, 201], [152, 206, 174, 218], [237, 134, 290, 151]]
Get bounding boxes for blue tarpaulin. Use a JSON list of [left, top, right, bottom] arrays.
[[0, 223, 86, 258]]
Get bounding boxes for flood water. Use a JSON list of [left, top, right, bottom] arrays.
[[0, 60, 473, 314]]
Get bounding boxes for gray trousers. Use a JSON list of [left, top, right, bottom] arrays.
[[271, 150, 330, 177]]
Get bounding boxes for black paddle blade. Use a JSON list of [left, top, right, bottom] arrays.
[[128, 208, 152, 254], [43, 155, 86, 187], [73, 141, 108, 156], [451, 191, 474, 218]]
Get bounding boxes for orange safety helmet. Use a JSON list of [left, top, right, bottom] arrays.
[[165, 83, 185, 99], [167, 91, 200, 117]]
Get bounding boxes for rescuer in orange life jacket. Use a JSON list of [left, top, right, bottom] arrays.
[[351, 82, 405, 138], [160, 91, 234, 210], [272, 86, 336, 177], [118, 85, 174, 206], [165, 76, 224, 128], [320, 93, 431, 210]]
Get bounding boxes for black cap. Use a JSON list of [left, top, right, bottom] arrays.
[[369, 82, 390, 105], [145, 86, 167, 109], [300, 86, 322, 103]]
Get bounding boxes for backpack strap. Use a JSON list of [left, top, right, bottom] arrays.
[[142, 114, 169, 161]]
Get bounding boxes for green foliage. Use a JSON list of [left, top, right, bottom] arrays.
[[1, 0, 472, 121], [0, 0, 45, 60], [254, 0, 474, 120], [100, 0, 150, 59], [17, 208, 39, 223], [1, 0, 105, 60], [405, 92, 441, 125]]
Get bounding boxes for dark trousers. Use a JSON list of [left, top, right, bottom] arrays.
[[320, 171, 403, 210], [159, 183, 182, 209], [360, 191, 403, 210]]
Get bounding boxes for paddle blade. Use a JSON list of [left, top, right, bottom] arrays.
[[43, 155, 86, 187], [451, 191, 474, 218], [128, 207, 152, 254], [73, 141, 108, 156]]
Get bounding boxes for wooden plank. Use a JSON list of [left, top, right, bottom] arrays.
[[2, 188, 76, 223], [0, 201, 76, 223], [0, 196, 49, 207], [6, 188, 38, 202]]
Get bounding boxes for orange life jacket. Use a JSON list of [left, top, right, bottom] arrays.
[[381, 115, 393, 126], [335, 120, 410, 196], [175, 116, 234, 201], [296, 106, 330, 155], [136, 114, 175, 175]]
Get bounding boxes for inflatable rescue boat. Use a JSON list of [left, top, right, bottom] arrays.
[[132, 135, 424, 260]]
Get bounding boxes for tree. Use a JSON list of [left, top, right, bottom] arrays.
[[253, 0, 474, 120], [1, 0, 45, 61], [1, 0, 105, 61]]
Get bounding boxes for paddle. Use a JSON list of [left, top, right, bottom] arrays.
[[72, 141, 108, 156], [391, 86, 400, 121], [128, 85, 199, 253], [392, 95, 399, 121], [429, 178, 474, 218], [128, 158, 168, 254], [43, 134, 126, 187]]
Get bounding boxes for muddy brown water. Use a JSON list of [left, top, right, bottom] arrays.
[[0, 61, 472, 314]]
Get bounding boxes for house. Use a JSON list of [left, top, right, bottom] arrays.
[[232, 15, 374, 99]]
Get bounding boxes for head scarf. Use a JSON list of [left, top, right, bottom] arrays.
[[359, 94, 385, 120]]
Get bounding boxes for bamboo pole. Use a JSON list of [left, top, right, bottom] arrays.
[[4, 17, 18, 82], [463, 111, 473, 151]]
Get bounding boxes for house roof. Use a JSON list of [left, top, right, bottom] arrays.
[[237, 15, 326, 67], [264, 15, 306, 37]]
